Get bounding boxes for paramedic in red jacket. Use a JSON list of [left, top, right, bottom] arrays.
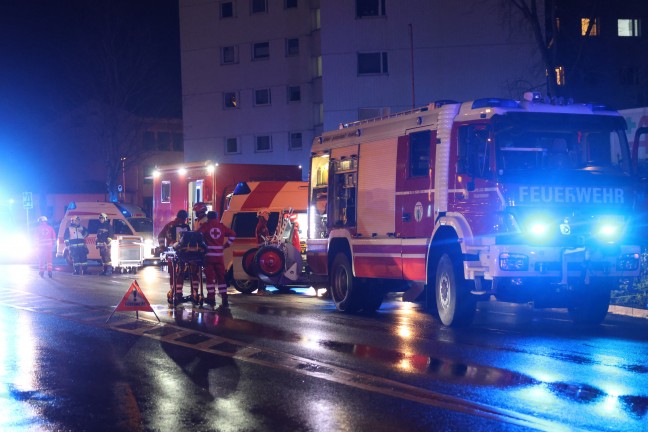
[[35, 216, 56, 278], [198, 211, 236, 308]]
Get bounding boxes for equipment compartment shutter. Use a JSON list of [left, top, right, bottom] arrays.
[[357, 138, 396, 236]]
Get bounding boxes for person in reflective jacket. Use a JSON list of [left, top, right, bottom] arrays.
[[64, 216, 88, 275], [96, 213, 114, 275], [198, 211, 236, 308]]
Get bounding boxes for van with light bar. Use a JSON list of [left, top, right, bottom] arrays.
[[304, 92, 642, 326], [56, 202, 148, 272]]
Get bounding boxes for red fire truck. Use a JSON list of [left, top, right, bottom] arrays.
[[306, 93, 642, 326], [152, 161, 302, 242]]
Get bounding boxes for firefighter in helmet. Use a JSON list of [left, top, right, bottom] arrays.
[[198, 211, 236, 308], [35, 216, 56, 278], [193, 202, 208, 230], [64, 216, 88, 275], [96, 213, 114, 275]]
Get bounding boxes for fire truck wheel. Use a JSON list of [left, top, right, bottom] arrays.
[[567, 282, 611, 325], [255, 246, 285, 278], [435, 252, 476, 327], [242, 248, 260, 277], [227, 267, 262, 294], [330, 252, 362, 313]]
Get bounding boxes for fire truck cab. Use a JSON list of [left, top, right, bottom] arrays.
[[307, 93, 642, 326]]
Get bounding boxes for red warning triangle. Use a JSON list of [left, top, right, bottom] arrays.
[[115, 280, 154, 312]]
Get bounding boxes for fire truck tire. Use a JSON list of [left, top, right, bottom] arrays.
[[435, 252, 476, 327], [255, 246, 285, 278], [227, 267, 263, 294], [242, 248, 260, 277], [330, 253, 362, 313], [567, 282, 611, 325]]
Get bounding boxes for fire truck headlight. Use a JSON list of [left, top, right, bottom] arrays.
[[593, 217, 624, 244], [499, 253, 529, 271], [524, 217, 552, 242]]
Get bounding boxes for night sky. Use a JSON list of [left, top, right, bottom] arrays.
[[0, 0, 181, 193]]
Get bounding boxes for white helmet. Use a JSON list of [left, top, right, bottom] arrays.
[[38, 216, 48, 222], [99, 213, 109, 220]]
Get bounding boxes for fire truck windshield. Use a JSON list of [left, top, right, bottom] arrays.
[[493, 113, 631, 175]]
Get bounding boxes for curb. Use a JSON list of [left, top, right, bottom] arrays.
[[608, 304, 648, 319]]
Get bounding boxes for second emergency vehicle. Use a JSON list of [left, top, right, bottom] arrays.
[[221, 180, 308, 293]]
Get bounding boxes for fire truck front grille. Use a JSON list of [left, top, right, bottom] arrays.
[[534, 262, 610, 272]]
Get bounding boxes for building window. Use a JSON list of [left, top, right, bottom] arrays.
[[555, 66, 566, 86], [222, 45, 238, 64], [581, 18, 599, 36], [225, 137, 240, 154], [220, 1, 234, 18], [158, 132, 171, 150], [161, 181, 171, 203], [255, 135, 272, 152], [618, 19, 641, 37], [285, 0, 297, 8], [224, 91, 239, 108], [253, 42, 270, 60], [143, 131, 155, 151], [254, 88, 271, 106], [172, 133, 183, 151], [288, 85, 301, 102], [289, 132, 302, 150], [251, 0, 267, 14], [286, 38, 299, 56], [358, 52, 388, 75], [356, 0, 385, 18]]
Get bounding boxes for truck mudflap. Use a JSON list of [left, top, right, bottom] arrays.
[[486, 244, 641, 280]]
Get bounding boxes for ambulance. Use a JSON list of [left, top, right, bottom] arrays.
[[220, 181, 308, 293], [56, 202, 149, 272]]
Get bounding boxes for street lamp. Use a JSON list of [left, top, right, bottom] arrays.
[[121, 156, 127, 202]]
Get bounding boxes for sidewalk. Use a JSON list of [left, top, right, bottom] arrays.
[[609, 304, 648, 319]]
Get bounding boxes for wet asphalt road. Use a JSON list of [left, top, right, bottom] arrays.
[[1, 263, 647, 431]]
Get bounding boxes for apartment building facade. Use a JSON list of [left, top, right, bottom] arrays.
[[179, 0, 546, 174]]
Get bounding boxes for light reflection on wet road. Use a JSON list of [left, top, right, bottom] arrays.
[[0, 263, 647, 431]]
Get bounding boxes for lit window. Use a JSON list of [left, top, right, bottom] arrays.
[[289, 132, 303, 150], [224, 91, 239, 108], [220, 1, 234, 18], [225, 137, 240, 154], [286, 38, 299, 56], [161, 181, 171, 203], [356, 0, 385, 18], [254, 88, 271, 106], [222, 46, 238, 64], [253, 42, 270, 60], [255, 135, 272, 152], [251, 0, 267, 14], [555, 66, 566, 86], [288, 85, 301, 102], [358, 52, 388, 75], [618, 19, 641, 37], [581, 18, 599, 36]]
